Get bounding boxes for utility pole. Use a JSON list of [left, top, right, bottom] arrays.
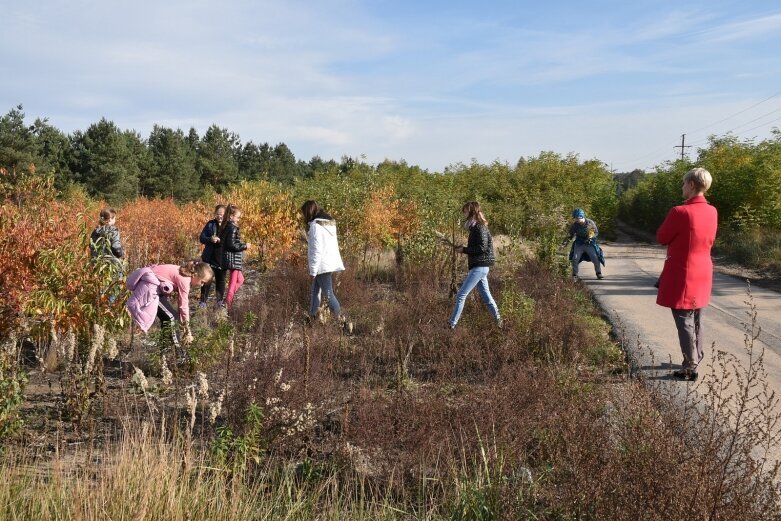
[[674, 134, 692, 161]]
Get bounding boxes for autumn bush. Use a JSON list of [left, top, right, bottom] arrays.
[[0, 168, 87, 337], [221, 180, 300, 270], [118, 197, 206, 268]]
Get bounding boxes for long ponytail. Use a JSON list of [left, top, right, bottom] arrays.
[[219, 204, 240, 236]]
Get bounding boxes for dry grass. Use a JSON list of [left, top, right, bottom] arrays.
[[2, 251, 780, 519]]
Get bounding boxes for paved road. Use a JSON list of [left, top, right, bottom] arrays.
[[580, 232, 781, 392], [580, 232, 781, 468]]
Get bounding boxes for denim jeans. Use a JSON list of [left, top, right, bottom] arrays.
[[309, 272, 341, 318], [448, 266, 500, 327]]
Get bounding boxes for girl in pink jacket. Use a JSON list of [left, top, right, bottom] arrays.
[[128, 261, 213, 358]]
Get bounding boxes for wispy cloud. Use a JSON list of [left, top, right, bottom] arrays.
[[694, 11, 781, 44], [1, 1, 781, 172], [632, 10, 713, 41]]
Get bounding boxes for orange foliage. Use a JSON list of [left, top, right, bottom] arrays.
[[0, 173, 422, 339], [0, 169, 103, 336], [357, 185, 421, 250], [222, 181, 300, 270], [391, 198, 421, 241], [118, 198, 207, 269]]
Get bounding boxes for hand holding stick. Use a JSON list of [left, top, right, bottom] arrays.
[[434, 230, 457, 247], [435, 230, 464, 253]]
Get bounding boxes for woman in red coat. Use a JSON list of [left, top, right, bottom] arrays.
[[656, 167, 718, 381]]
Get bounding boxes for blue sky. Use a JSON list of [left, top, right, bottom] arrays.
[[2, 0, 781, 172]]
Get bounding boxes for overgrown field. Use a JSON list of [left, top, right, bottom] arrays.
[[2, 245, 780, 518], [1, 156, 780, 518]]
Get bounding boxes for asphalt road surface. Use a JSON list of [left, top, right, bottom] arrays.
[[581, 232, 781, 382], [579, 232, 781, 470]]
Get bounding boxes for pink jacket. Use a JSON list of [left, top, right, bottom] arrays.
[[150, 264, 193, 323], [126, 267, 173, 332], [656, 195, 718, 309]]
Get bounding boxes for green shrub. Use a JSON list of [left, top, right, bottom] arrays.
[[0, 337, 25, 440]]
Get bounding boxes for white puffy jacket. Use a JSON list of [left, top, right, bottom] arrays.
[[307, 218, 345, 276]]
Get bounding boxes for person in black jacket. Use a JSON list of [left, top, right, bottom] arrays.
[[448, 201, 502, 329], [90, 207, 124, 270], [218, 204, 251, 308], [198, 204, 226, 308], [90, 207, 125, 304]]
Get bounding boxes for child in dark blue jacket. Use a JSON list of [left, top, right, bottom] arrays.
[[198, 205, 227, 308]]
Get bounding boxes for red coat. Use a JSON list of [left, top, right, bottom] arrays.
[[656, 195, 718, 309]]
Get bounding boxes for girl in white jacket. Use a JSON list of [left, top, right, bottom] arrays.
[[301, 200, 345, 323]]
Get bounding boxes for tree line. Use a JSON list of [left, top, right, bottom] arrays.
[[619, 132, 781, 232], [0, 105, 348, 204], [0, 104, 619, 239]]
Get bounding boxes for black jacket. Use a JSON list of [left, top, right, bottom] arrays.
[[90, 225, 124, 260], [199, 219, 221, 267], [463, 223, 495, 269], [219, 221, 247, 271]]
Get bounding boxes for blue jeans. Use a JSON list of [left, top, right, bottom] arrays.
[[309, 273, 341, 318], [448, 267, 500, 327]]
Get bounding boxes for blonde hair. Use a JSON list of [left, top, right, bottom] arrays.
[[179, 261, 214, 284], [683, 167, 712, 192]]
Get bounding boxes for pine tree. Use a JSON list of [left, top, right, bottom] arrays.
[[69, 118, 140, 204], [147, 125, 200, 201], [0, 105, 36, 172], [31, 118, 73, 190], [197, 125, 239, 192], [268, 142, 297, 184]]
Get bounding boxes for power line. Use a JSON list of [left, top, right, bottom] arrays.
[[725, 106, 781, 133], [684, 90, 781, 136], [735, 115, 781, 135], [613, 144, 674, 170], [634, 115, 781, 170], [686, 110, 781, 149], [613, 91, 781, 172]]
